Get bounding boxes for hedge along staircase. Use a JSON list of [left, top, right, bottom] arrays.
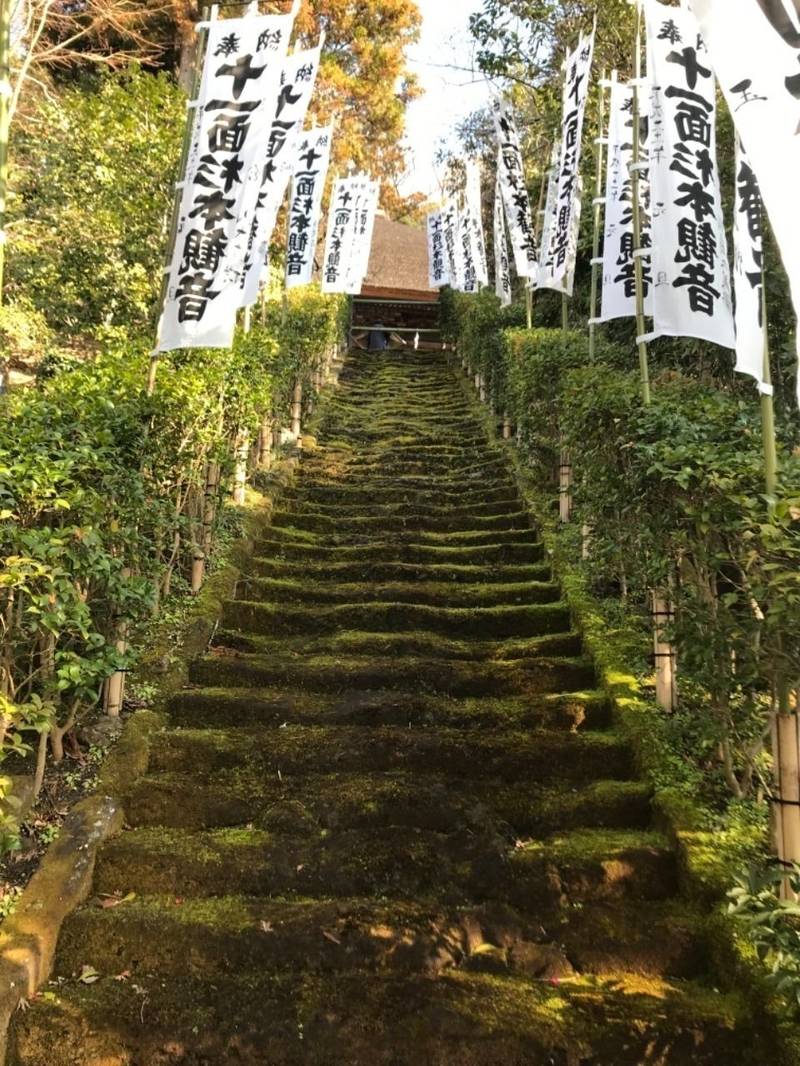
[[9, 349, 766, 1065]]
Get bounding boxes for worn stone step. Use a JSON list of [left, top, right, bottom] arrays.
[[280, 495, 524, 520], [93, 826, 671, 909], [247, 557, 552, 586], [9, 970, 759, 1066], [283, 482, 519, 506], [224, 599, 570, 639], [269, 509, 532, 536], [146, 726, 633, 784], [168, 685, 610, 733], [190, 650, 594, 698], [252, 535, 543, 566], [213, 629, 581, 663], [259, 525, 540, 549], [125, 768, 650, 836], [53, 894, 705, 985], [234, 576, 559, 609]]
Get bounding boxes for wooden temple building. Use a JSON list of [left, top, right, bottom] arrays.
[[350, 212, 443, 350]]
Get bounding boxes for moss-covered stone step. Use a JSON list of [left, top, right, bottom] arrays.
[[259, 529, 540, 554], [146, 725, 633, 784], [234, 576, 559, 609], [247, 556, 552, 586], [223, 599, 570, 639], [279, 495, 525, 521], [92, 825, 670, 910], [189, 650, 594, 699], [298, 454, 513, 480], [283, 482, 520, 506], [507, 829, 678, 908], [123, 768, 650, 836], [52, 893, 705, 985], [251, 535, 544, 566], [9, 969, 762, 1066], [167, 685, 609, 733], [269, 509, 533, 536], [212, 628, 581, 663]]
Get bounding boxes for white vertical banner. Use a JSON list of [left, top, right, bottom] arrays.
[[321, 177, 357, 294], [442, 200, 464, 292], [644, 0, 734, 349], [536, 143, 560, 290], [285, 125, 333, 289], [466, 160, 489, 288], [159, 11, 295, 350], [494, 170, 512, 306], [539, 31, 595, 295], [239, 41, 323, 307], [427, 210, 451, 289], [491, 98, 538, 279], [600, 79, 654, 322], [346, 180, 379, 294], [733, 140, 767, 388], [687, 0, 800, 402]]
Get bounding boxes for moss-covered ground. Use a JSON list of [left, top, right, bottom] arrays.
[[7, 349, 777, 1063]]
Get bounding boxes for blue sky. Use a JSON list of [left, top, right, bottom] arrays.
[[400, 0, 490, 199]]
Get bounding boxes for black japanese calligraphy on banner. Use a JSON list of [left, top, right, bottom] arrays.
[[733, 139, 766, 387], [159, 10, 296, 351], [539, 30, 595, 296], [600, 79, 654, 322], [494, 169, 512, 306], [427, 210, 450, 289], [321, 176, 376, 295], [490, 99, 538, 280], [285, 125, 333, 290], [465, 160, 489, 289], [239, 40, 322, 307], [535, 142, 559, 290], [688, 0, 800, 405], [345, 180, 379, 294], [442, 200, 463, 291], [644, 0, 734, 349]]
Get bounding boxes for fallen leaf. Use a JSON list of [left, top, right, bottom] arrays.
[[113, 971, 131, 982], [99, 891, 136, 909], [78, 965, 101, 985], [322, 930, 342, 946], [259, 920, 274, 934]]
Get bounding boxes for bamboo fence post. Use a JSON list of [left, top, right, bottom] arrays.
[[651, 590, 677, 713], [502, 412, 512, 440], [232, 429, 250, 505], [258, 411, 274, 469], [103, 568, 132, 718], [291, 380, 303, 440]]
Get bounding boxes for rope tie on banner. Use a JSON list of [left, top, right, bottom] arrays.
[[629, 161, 649, 173], [186, 100, 199, 110], [590, 257, 603, 266], [588, 316, 603, 326], [175, 180, 186, 191], [633, 248, 651, 259], [594, 136, 609, 145], [628, 76, 649, 87], [637, 331, 659, 345], [592, 196, 606, 207], [759, 382, 775, 396], [599, 78, 616, 89]]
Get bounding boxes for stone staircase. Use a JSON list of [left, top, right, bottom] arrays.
[[9, 349, 763, 1064]]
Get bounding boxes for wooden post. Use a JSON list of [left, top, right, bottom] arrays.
[[233, 429, 249, 505], [559, 438, 572, 524], [502, 412, 512, 440], [291, 380, 303, 440], [103, 568, 132, 717], [651, 590, 677, 713]]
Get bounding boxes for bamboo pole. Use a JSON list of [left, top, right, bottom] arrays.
[[146, 4, 216, 397], [631, 3, 652, 407], [589, 71, 610, 361], [0, 0, 11, 394], [232, 429, 249, 505], [103, 568, 132, 717]]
